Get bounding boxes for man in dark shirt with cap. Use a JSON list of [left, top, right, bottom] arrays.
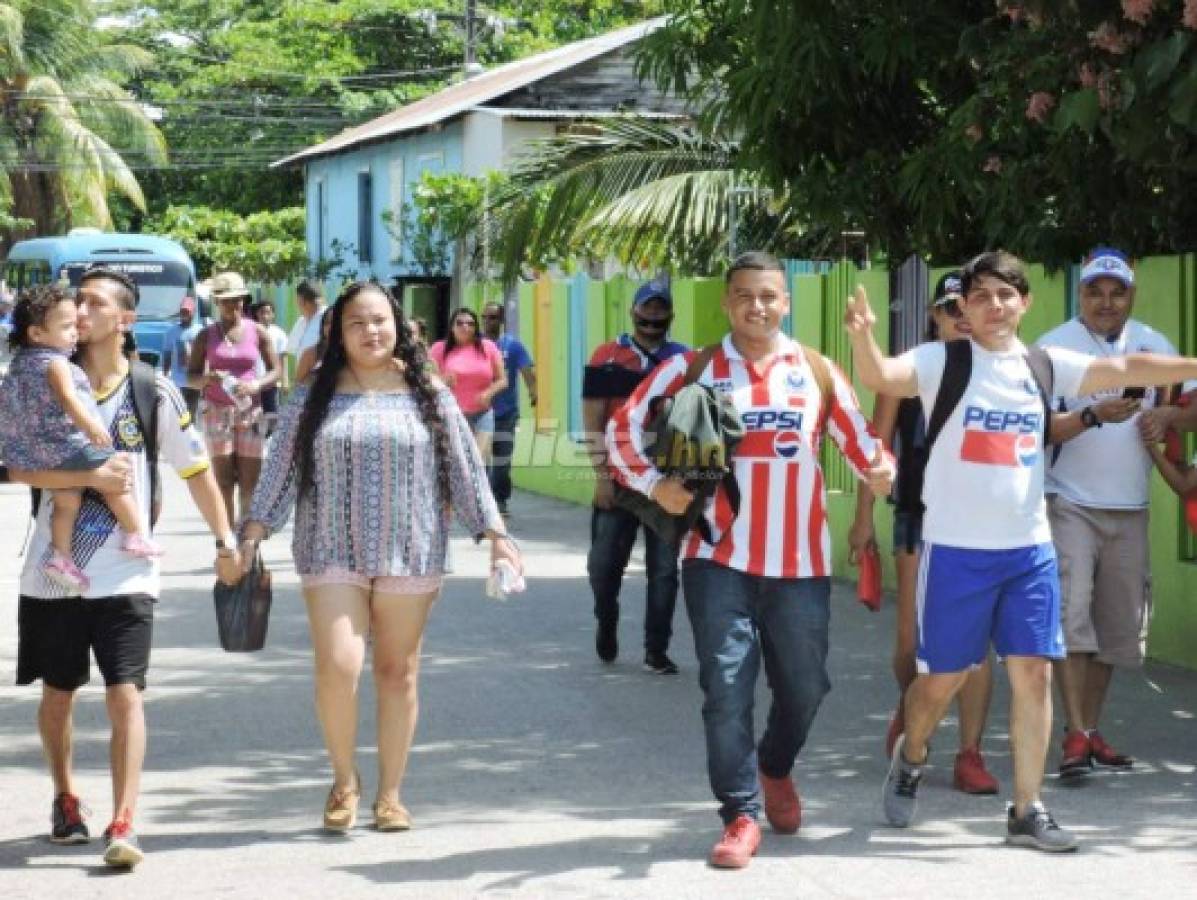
[[581, 280, 689, 674]]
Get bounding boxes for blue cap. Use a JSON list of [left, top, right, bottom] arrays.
[[633, 280, 672, 308]]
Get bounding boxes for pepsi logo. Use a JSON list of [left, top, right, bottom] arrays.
[[785, 369, 806, 391], [1016, 432, 1038, 467], [774, 431, 802, 458]]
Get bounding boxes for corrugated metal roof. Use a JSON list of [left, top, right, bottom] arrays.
[[273, 17, 667, 169], [470, 106, 683, 121]]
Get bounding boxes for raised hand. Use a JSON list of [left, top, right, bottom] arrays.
[[843, 284, 876, 337]]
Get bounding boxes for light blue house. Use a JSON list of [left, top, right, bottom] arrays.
[[273, 18, 687, 329]]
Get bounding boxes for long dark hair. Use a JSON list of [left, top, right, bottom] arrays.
[[292, 282, 452, 505], [444, 306, 483, 353]]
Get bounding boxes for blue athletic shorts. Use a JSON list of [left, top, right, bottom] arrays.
[[916, 542, 1065, 673]]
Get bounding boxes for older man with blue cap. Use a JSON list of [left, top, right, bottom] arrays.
[[1036, 246, 1182, 778]]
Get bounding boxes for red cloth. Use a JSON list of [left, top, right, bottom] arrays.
[[857, 544, 882, 612]]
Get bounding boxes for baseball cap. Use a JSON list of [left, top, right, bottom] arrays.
[[1079, 247, 1134, 287], [633, 279, 672, 308], [932, 271, 964, 306]]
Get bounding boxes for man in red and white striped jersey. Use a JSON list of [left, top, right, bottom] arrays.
[[607, 252, 894, 869]]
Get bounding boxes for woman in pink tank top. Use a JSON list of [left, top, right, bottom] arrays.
[[187, 271, 281, 523]]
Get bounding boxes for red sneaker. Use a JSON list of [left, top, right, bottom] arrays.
[[709, 815, 761, 869], [1059, 730, 1091, 778], [885, 706, 905, 759], [952, 747, 999, 794], [1089, 731, 1132, 769], [758, 770, 801, 834]]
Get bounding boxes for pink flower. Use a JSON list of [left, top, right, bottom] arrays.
[[1025, 91, 1056, 123], [965, 124, 984, 143], [1078, 63, 1098, 88], [1185, 0, 1197, 30], [1121, 0, 1154, 25], [983, 155, 1003, 174], [1090, 21, 1128, 54]]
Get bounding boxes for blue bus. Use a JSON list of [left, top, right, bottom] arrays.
[[4, 230, 198, 367]]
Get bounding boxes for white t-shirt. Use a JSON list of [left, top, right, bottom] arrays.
[[285, 306, 326, 356], [254, 323, 289, 377], [1037, 318, 1176, 509], [903, 339, 1089, 549], [19, 374, 210, 600]]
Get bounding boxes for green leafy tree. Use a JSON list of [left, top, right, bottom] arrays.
[[107, 1, 665, 215], [0, 0, 165, 247], [641, 1, 1197, 266], [145, 204, 310, 281], [484, 119, 806, 280]]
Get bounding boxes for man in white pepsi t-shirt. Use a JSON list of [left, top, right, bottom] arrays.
[[845, 250, 1197, 853], [1036, 247, 1180, 780]]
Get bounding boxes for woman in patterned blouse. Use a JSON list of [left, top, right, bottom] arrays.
[[241, 282, 522, 834]]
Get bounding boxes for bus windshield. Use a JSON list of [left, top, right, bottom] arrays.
[[61, 260, 193, 321]]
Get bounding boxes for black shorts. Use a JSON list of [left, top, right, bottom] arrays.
[[17, 594, 154, 691]]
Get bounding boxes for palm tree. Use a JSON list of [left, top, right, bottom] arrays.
[[0, 0, 165, 245], [484, 118, 805, 281]]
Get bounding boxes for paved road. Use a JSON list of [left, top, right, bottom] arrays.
[[0, 478, 1194, 899]]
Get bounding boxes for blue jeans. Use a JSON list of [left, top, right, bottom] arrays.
[[587, 506, 679, 654], [489, 411, 519, 504], [682, 560, 831, 824]]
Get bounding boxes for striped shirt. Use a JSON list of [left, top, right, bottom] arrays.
[[606, 334, 887, 578]]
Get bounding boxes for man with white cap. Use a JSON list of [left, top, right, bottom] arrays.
[[1036, 246, 1182, 778]]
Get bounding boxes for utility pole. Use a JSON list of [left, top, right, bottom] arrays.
[[464, 0, 479, 77]]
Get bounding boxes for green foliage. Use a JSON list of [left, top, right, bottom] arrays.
[[0, 0, 165, 246], [484, 119, 808, 280], [383, 170, 506, 277], [145, 204, 311, 281], [641, 1, 1197, 266], [106, 0, 664, 215]]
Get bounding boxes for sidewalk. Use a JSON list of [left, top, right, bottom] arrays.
[[0, 478, 1194, 899]]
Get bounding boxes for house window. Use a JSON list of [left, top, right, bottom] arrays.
[[358, 170, 373, 264]]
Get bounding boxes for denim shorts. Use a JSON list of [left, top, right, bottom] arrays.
[[465, 409, 495, 433], [60, 444, 116, 471], [892, 508, 923, 555]]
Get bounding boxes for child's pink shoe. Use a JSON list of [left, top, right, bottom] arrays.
[[42, 552, 90, 593], [121, 533, 164, 558]]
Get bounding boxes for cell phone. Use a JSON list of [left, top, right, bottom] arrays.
[[1122, 386, 1146, 400]]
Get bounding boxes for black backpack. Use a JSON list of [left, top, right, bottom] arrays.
[[924, 338, 1055, 455], [31, 361, 162, 528]]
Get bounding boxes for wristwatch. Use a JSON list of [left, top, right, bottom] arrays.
[[1079, 407, 1102, 429], [215, 536, 236, 556]]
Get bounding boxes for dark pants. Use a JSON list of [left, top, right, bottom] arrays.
[[587, 505, 679, 654], [682, 560, 831, 824], [489, 411, 519, 504]]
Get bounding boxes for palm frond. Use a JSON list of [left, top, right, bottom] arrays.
[[0, 4, 26, 78]]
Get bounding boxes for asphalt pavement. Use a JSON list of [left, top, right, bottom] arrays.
[[0, 477, 1194, 899]]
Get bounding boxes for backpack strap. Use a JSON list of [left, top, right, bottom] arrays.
[[128, 361, 162, 528], [925, 339, 973, 452], [801, 345, 835, 436], [1023, 345, 1055, 446]]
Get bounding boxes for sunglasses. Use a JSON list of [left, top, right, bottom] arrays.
[[634, 315, 671, 330], [936, 298, 963, 319], [480, 313, 502, 320]]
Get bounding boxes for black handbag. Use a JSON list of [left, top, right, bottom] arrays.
[[213, 551, 273, 652]]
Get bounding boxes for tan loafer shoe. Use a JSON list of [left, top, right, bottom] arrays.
[[373, 798, 412, 832], [323, 772, 361, 833]]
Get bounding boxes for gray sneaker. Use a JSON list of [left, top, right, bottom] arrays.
[[882, 734, 924, 827], [1006, 802, 1079, 852]]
